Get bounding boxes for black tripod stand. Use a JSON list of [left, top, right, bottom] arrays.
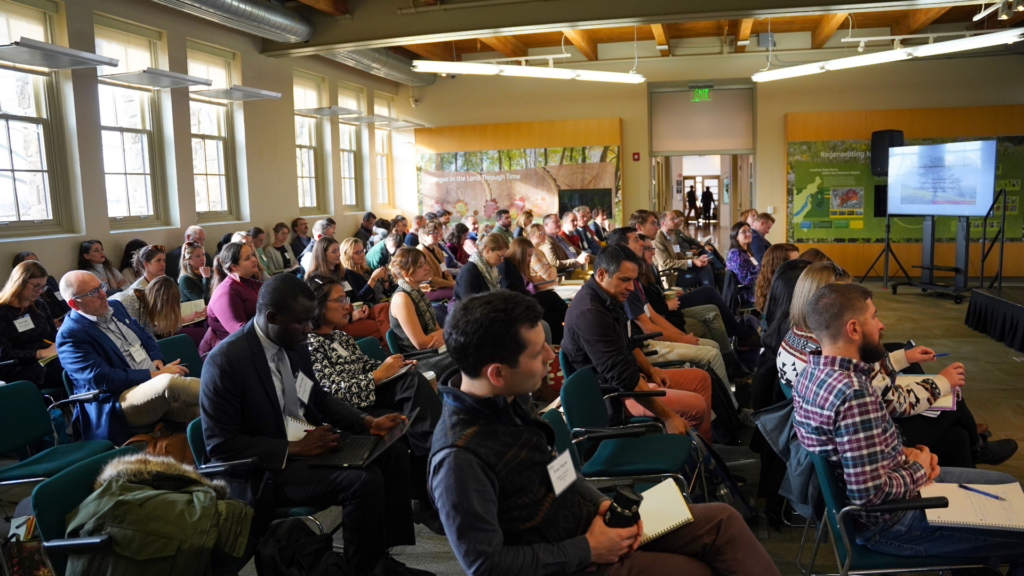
[[859, 214, 911, 288]]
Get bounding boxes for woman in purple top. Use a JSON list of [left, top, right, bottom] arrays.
[[725, 221, 760, 306], [199, 242, 263, 356]]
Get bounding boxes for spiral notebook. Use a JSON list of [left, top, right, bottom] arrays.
[[639, 478, 694, 545], [921, 482, 1024, 531]]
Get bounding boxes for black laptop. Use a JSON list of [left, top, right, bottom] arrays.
[[305, 408, 419, 468]]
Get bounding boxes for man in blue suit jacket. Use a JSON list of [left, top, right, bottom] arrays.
[[57, 271, 198, 445], [749, 212, 775, 262]]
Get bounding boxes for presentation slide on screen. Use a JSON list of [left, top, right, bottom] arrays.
[[887, 140, 997, 217]]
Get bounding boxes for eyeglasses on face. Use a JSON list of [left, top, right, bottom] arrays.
[[327, 295, 350, 304], [28, 280, 49, 292], [73, 282, 108, 300]]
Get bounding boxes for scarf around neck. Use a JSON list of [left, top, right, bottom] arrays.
[[396, 277, 438, 334], [470, 251, 501, 292]]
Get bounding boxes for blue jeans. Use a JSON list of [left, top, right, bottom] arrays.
[[858, 467, 1024, 575]]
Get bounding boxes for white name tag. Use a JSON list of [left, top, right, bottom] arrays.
[[749, 255, 758, 265], [295, 371, 315, 405], [439, 261, 448, 272], [547, 449, 575, 497], [13, 315, 34, 332], [128, 344, 148, 364], [341, 281, 353, 292], [671, 245, 681, 253]]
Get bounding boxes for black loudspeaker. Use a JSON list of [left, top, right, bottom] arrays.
[[874, 184, 888, 218], [871, 129, 904, 176]]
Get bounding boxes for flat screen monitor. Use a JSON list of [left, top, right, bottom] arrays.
[[886, 140, 997, 217]]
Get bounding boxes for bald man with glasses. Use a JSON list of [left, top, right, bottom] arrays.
[[57, 271, 199, 444]]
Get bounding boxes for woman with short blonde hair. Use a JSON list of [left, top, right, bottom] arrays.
[[513, 210, 534, 238]]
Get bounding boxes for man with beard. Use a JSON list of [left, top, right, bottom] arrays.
[[793, 283, 1024, 570]]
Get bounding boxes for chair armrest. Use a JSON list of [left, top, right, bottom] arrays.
[[570, 427, 646, 443], [861, 497, 949, 515], [402, 348, 440, 360], [643, 350, 659, 357], [629, 332, 663, 345], [48, 390, 100, 411], [43, 534, 111, 553], [604, 390, 666, 400], [198, 457, 258, 476]]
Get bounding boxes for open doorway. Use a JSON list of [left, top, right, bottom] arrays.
[[663, 154, 754, 241]]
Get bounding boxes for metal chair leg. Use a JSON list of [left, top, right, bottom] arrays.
[[307, 515, 324, 534], [802, 514, 827, 576], [795, 516, 812, 575]]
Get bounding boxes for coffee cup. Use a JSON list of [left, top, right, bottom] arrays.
[[423, 371, 437, 387], [665, 289, 677, 300], [353, 302, 365, 311]]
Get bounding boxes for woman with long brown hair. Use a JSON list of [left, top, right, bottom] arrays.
[[78, 240, 128, 295], [753, 243, 800, 312], [388, 247, 458, 376], [500, 236, 568, 344], [119, 276, 204, 345], [200, 242, 262, 355], [0, 261, 62, 389]]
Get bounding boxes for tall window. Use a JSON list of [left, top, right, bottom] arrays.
[[94, 21, 163, 223], [373, 93, 393, 205], [0, 0, 68, 233], [187, 44, 237, 219], [338, 83, 362, 208], [294, 72, 324, 213]]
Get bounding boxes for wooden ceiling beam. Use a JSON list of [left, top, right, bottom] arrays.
[[891, 7, 952, 36], [295, 0, 347, 16], [403, 42, 456, 61], [479, 35, 528, 58], [811, 12, 849, 49], [651, 23, 671, 56], [562, 29, 598, 61], [735, 18, 754, 52]]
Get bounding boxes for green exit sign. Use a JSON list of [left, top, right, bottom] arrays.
[[692, 88, 712, 102]]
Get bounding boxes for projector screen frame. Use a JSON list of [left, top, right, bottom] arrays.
[[885, 139, 998, 218]]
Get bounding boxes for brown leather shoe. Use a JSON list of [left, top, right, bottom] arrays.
[[977, 423, 990, 436]]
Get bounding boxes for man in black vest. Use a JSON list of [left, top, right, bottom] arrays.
[[430, 290, 778, 576]]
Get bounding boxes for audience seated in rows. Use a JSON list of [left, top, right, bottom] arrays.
[[636, 210, 713, 289], [462, 215, 480, 250], [524, 223, 558, 287], [166, 226, 212, 281], [200, 242, 262, 356], [289, 217, 311, 256], [367, 230, 404, 273], [539, 213, 589, 272], [342, 237, 396, 305], [416, 220, 456, 303], [305, 237, 389, 348], [668, 209, 727, 271], [262, 222, 299, 276], [499, 236, 568, 344], [249, 227, 271, 278], [451, 233, 509, 306], [589, 206, 610, 242], [353, 211, 377, 245], [78, 240, 129, 295], [199, 274, 429, 576], [404, 215, 425, 248], [799, 247, 832, 263], [753, 243, 799, 314], [558, 211, 586, 254], [178, 241, 213, 304], [58, 271, 199, 445], [368, 217, 391, 248], [431, 290, 779, 576], [298, 219, 337, 273], [117, 238, 147, 285], [572, 205, 601, 253], [780, 262, 1016, 468], [114, 243, 166, 295], [388, 248, 458, 377], [116, 274, 205, 347], [492, 209, 514, 242], [11, 252, 70, 322], [0, 261, 63, 390], [561, 245, 712, 439], [232, 230, 271, 281], [443, 223, 471, 266], [511, 210, 533, 239], [748, 212, 775, 262], [793, 282, 1024, 569], [725, 221, 760, 307], [739, 208, 757, 227]]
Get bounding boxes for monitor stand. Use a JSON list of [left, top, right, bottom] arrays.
[[891, 216, 972, 304]]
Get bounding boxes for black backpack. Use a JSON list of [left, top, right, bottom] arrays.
[[255, 518, 351, 576]]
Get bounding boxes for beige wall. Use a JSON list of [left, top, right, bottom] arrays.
[[9, 0, 400, 283]]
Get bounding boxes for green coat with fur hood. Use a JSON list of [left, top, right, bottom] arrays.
[[64, 453, 253, 576]]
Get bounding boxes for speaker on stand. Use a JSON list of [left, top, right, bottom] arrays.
[[859, 130, 912, 287]]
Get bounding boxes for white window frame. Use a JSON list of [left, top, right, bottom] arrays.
[[338, 81, 363, 210], [187, 41, 240, 223], [0, 0, 73, 238], [294, 70, 328, 216], [94, 17, 169, 229], [373, 92, 394, 207]]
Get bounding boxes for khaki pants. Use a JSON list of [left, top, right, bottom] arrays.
[[683, 304, 731, 352], [118, 373, 201, 427], [647, 338, 729, 387]]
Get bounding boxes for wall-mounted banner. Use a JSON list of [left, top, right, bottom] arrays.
[[787, 137, 1024, 243], [417, 146, 622, 226]]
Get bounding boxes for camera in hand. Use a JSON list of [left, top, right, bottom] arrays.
[[604, 486, 643, 528]]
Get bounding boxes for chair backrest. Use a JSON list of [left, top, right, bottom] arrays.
[[559, 366, 612, 459], [356, 337, 388, 362], [62, 370, 75, 397], [31, 446, 139, 576], [385, 329, 400, 356], [0, 381, 55, 453], [540, 409, 583, 471], [780, 380, 793, 400], [809, 451, 851, 565], [157, 334, 204, 379], [558, 349, 577, 379], [186, 417, 208, 466]]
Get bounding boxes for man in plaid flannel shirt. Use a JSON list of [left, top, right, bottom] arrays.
[[793, 283, 1024, 572]]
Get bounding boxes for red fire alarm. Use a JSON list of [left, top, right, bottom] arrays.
[[632, 152, 640, 161]]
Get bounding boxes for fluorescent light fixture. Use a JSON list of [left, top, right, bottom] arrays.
[[973, 0, 1007, 20], [823, 49, 911, 70], [910, 28, 1024, 57], [736, 40, 750, 46], [101, 68, 212, 89], [387, 121, 425, 129], [496, 65, 578, 79], [191, 85, 281, 101], [575, 70, 646, 84], [411, 60, 499, 75], [751, 62, 825, 82], [345, 115, 401, 124], [295, 105, 363, 117], [1015, 0, 1024, 12], [998, 1, 1011, 18], [0, 37, 118, 70]]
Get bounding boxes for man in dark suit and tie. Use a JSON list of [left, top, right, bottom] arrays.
[[200, 273, 433, 576]]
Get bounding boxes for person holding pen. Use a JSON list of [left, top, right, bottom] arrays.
[[0, 261, 62, 391]]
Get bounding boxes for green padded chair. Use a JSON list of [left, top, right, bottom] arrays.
[[31, 446, 138, 576], [356, 337, 389, 362], [61, 370, 151, 440], [0, 381, 114, 488], [157, 334, 204, 379], [385, 328, 401, 356], [185, 418, 327, 533], [559, 367, 691, 479], [803, 450, 997, 576]]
